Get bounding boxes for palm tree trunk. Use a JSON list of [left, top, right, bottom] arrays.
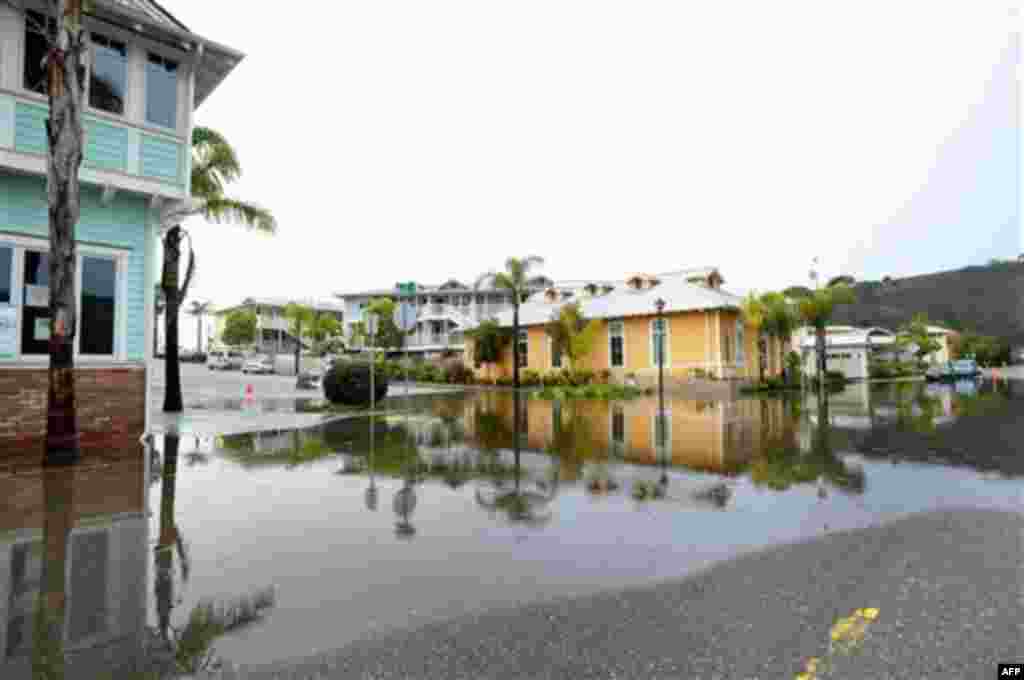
[[162, 226, 184, 413], [512, 303, 520, 390], [758, 335, 766, 383], [815, 325, 826, 393], [44, 0, 87, 465], [293, 322, 301, 376], [196, 313, 202, 353]]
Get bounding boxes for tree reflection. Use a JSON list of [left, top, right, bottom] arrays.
[[31, 466, 75, 679], [155, 434, 190, 643], [475, 393, 558, 527], [750, 394, 866, 495]]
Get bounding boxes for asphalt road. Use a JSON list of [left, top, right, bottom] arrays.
[[218, 508, 1022, 680]]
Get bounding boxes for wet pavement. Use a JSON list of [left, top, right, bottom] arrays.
[[1, 377, 1021, 678]]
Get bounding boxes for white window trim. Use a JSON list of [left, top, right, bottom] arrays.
[[0, 233, 130, 363], [517, 329, 528, 368], [649, 317, 670, 369], [608, 319, 626, 369]]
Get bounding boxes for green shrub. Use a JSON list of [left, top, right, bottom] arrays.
[[825, 370, 846, 383], [521, 369, 542, 387], [441, 359, 474, 384], [324, 362, 389, 405], [496, 375, 513, 387], [597, 369, 612, 385], [690, 368, 710, 380]]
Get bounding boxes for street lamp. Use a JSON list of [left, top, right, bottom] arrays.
[[654, 298, 667, 483]]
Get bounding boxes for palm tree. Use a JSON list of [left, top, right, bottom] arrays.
[[284, 303, 314, 375], [474, 256, 546, 391], [186, 300, 213, 354], [760, 292, 800, 379], [162, 127, 277, 413], [786, 283, 856, 390], [741, 293, 767, 383]]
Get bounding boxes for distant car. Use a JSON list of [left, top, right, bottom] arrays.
[[296, 369, 323, 391], [951, 359, 980, 378], [242, 355, 275, 375], [208, 350, 244, 371], [925, 362, 953, 382]]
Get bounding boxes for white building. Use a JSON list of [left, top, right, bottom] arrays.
[[213, 297, 345, 354], [793, 323, 958, 380], [335, 278, 553, 358]]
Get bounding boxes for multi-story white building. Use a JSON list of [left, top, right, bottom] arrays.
[[336, 277, 553, 357], [213, 296, 345, 354]]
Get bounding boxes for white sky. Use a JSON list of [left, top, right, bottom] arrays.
[[166, 1, 1020, 345]]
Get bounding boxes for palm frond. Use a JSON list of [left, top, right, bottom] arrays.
[[474, 271, 498, 290], [202, 197, 277, 234]]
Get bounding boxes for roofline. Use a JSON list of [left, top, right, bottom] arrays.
[[489, 304, 740, 329], [145, 0, 191, 32]]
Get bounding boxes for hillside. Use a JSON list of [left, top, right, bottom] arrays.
[[830, 262, 1024, 345]]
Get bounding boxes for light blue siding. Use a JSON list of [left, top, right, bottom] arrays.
[[0, 172, 148, 361], [84, 119, 128, 173], [13, 101, 47, 155], [140, 134, 181, 185], [10, 101, 184, 186]]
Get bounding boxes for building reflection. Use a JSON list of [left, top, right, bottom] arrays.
[[0, 448, 148, 679], [460, 392, 797, 478]]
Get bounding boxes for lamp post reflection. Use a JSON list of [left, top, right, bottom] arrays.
[[654, 297, 668, 487], [364, 417, 378, 512]]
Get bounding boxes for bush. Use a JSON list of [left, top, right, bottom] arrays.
[[521, 369, 542, 387], [496, 375, 513, 387], [690, 368, 710, 380], [597, 369, 612, 385], [441, 359, 474, 384], [323, 362, 389, 405], [825, 370, 846, 383], [572, 369, 595, 386]]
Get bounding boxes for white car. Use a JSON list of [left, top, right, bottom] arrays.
[[242, 355, 275, 375], [208, 350, 244, 371]]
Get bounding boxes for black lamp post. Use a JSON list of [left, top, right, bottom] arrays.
[[654, 297, 667, 483]]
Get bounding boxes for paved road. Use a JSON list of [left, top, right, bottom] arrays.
[[148, 360, 463, 437], [216, 509, 1022, 680]]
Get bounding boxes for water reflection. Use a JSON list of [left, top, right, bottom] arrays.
[[0, 451, 148, 679]]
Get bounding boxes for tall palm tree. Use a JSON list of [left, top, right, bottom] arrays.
[[760, 292, 800, 379], [786, 283, 856, 390], [474, 256, 545, 391], [741, 293, 767, 383], [162, 127, 277, 413], [186, 300, 213, 354]]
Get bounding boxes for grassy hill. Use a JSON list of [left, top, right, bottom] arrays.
[[830, 261, 1024, 345]]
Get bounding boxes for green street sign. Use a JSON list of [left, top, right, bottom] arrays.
[[396, 282, 417, 295]]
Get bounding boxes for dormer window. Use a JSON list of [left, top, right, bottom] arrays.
[[560, 291, 574, 301], [601, 285, 615, 295], [544, 288, 559, 303], [626, 275, 644, 290], [583, 283, 598, 296]]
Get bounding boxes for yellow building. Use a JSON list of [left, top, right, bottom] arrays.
[[467, 268, 782, 383]]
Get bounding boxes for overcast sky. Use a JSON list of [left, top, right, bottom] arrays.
[[166, 1, 1019, 345]]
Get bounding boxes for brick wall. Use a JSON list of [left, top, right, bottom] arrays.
[[0, 366, 145, 455]]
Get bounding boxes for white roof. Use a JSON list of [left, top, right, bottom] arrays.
[[219, 296, 346, 314], [485, 271, 743, 327], [798, 327, 895, 349]]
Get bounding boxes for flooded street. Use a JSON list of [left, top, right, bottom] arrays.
[[1, 379, 1021, 676], [148, 379, 1022, 666]]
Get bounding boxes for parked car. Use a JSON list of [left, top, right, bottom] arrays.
[[925, 362, 953, 382], [951, 358, 980, 378], [208, 350, 244, 371], [296, 369, 323, 391], [242, 355, 275, 375]]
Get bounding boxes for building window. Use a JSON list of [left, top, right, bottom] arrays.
[[723, 331, 733, 363], [650, 318, 668, 368], [146, 53, 178, 129], [551, 337, 562, 369], [0, 246, 12, 305], [609, 320, 624, 368], [21, 250, 49, 355], [611, 404, 626, 458], [80, 256, 117, 355], [23, 11, 56, 94], [735, 319, 745, 367], [89, 34, 127, 115], [517, 329, 528, 368]]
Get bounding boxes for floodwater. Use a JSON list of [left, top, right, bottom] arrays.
[[1, 379, 1022, 674]]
